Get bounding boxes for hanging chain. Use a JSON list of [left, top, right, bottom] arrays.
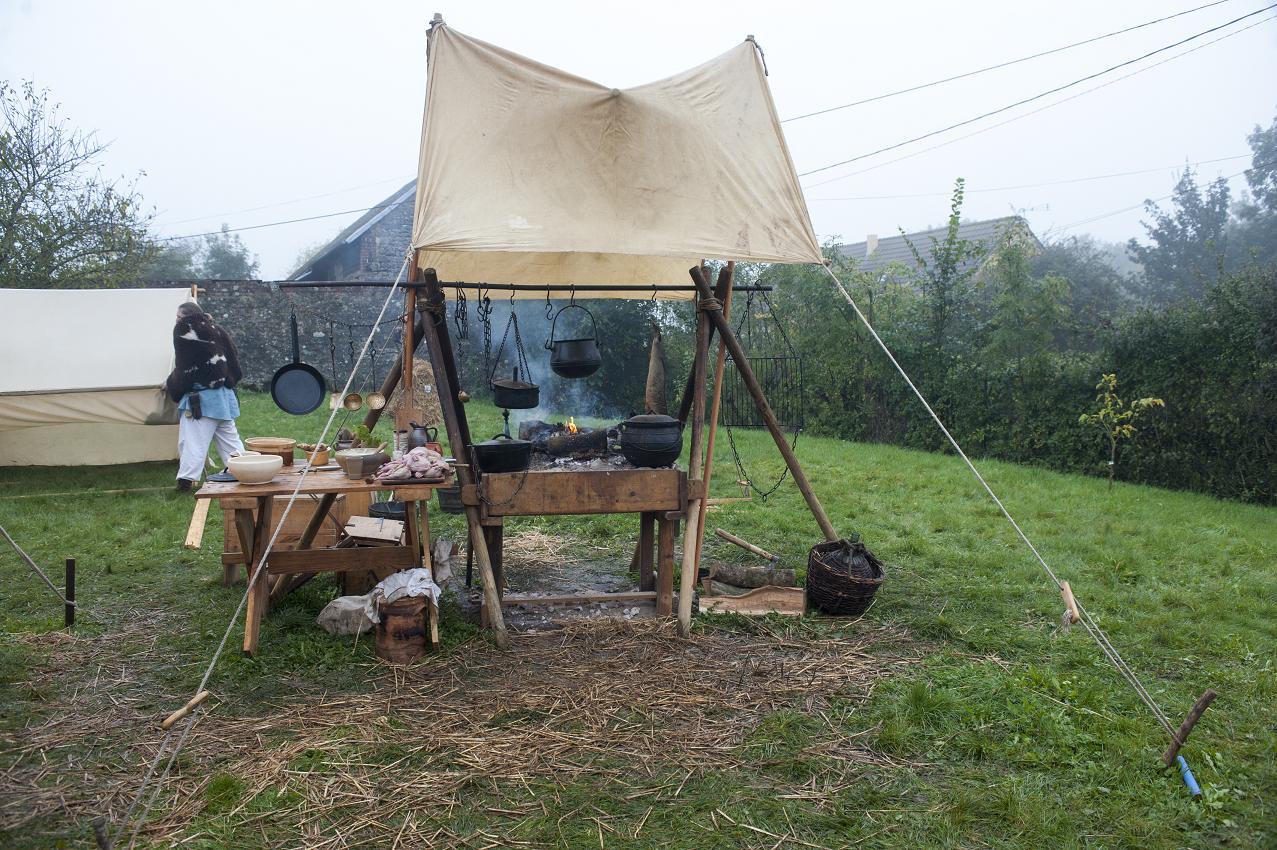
[[453, 287, 469, 340], [724, 422, 800, 500], [544, 287, 554, 320], [347, 325, 359, 386], [489, 296, 532, 383], [327, 320, 339, 386], [478, 289, 494, 376]]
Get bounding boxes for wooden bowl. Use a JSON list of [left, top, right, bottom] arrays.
[[245, 436, 297, 467]]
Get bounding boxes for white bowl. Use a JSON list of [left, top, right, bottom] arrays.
[[227, 454, 284, 484]]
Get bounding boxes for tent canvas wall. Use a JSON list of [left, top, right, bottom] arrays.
[[0, 288, 189, 466]]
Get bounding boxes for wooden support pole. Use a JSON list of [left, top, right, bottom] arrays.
[[420, 267, 509, 649], [397, 285, 418, 432], [1162, 689, 1218, 767], [693, 263, 734, 574], [689, 265, 839, 542], [677, 288, 713, 636], [64, 558, 75, 628]]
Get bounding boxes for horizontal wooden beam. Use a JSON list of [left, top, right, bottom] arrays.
[[264, 547, 414, 575]]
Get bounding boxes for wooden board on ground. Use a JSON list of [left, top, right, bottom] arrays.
[[184, 499, 210, 549], [701, 585, 805, 616], [480, 468, 686, 517]]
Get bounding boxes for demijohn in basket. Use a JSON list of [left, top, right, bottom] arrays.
[[806, 539, 885, 616]]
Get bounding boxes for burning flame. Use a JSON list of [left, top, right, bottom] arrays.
[[566, 416, 579, 435]]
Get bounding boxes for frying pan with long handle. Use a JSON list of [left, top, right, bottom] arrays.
[[271, 314, 327, 415]]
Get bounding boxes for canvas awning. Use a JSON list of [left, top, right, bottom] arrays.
[[410, 24, 822, 297]]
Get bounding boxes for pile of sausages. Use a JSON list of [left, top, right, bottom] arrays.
[[376, 446, 449, 482]]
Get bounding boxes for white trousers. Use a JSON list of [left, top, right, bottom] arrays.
[[177, 415, 244, 481]]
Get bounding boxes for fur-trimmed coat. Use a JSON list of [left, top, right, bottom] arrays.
[[164, 314, 243, 402]]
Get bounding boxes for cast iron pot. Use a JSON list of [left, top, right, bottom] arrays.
[[619, 414, 684, 467], [546, 303, 601, 379], [472, 434, 532, 473], [491, 367, 540, 409], [271, 314, 327, 415]]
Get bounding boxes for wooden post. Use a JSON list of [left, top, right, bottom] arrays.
[[689, 266, 839, 542], [64, 558, 75, 628], [656, 516, 675, 616], [419, 266, 509, 649], [242, 495, 274, 657], [638, 512, 656, 591], [676, 290, 713, 636], [693, 263, 734, 573], [397, 286, 418, 433]]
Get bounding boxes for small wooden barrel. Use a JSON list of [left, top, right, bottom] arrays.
[[375, 596, 428, 664]]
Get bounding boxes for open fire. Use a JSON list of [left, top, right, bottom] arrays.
[[517, 418, 628, 469]]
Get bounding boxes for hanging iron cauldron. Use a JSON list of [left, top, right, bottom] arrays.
[[491, 366, 540, 409], [545, 303, 601, 379], [618, 414, 684, 467]]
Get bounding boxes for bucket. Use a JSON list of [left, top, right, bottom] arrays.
[[375, 596, 428, 663]]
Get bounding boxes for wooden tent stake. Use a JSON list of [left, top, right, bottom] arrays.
[[688, 266, 839, 542], [677, 283, 714, 636], [693, 263, 735, 574], [1162, 689, 1217, 767], [420, 268, 509, 649]]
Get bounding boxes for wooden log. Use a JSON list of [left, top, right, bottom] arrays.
[[421, 268, 509, 649], [689, 265, 839, 542], [160, 690, 211, 730], [677, 294, 713, 636], [713, 527, 779, 564], [1162, 689, 1218, 767], [693, 263, 735, 576], [705, 561, 796, 589], [184, 498, 210, 549]]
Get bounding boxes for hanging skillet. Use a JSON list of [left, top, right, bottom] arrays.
[[271, 313, 327, 415]]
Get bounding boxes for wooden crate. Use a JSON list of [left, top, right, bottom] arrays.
[[480, 468, 686, 517], [222, 494, 349, 565]]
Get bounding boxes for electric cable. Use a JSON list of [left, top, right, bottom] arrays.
[[781, 0, 1237, 122], [798, 4, 1277, 177]]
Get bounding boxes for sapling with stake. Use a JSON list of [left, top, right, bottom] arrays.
[[1079, 373, 1164, 490]]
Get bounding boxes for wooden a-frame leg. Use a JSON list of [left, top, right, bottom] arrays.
[[242, 495, 273, 657], [228, 507, 256, 586], [268, 493, 337, 608]]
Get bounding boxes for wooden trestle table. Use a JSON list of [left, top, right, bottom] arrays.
[[196, 467, 450, 657]]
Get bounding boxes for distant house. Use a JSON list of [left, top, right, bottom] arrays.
[[289, 181, 416, 281], [837, 216, 1041, 282]]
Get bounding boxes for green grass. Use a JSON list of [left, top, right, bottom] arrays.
[[1, 392, 1275, 847]]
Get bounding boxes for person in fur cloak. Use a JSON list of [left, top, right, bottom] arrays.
[[164, 302, 246, 491]]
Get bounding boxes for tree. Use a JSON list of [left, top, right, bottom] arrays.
[[1227, 111, 1277, 270], [197, 225, 258, 279], [1127, 167, 1230, 304], [0, 80, 154, 288], [1078, 373, 1164, 490], [1031, 235, 1132, 349], [902, 178, 985, 358], [984, 241, 1068, 369]]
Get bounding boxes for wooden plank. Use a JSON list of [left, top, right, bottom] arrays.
[[480, 468, 685, 517], [701, 585, 805, 616], [265, 546, 415, 575], [196, 470, 446, 501], [656, 516, 675, 616], [297, 493, 338, 551], [501, 591, 658, 607], [345, 515, 405, 545], [694, 263, 734, 572], [242, 496, 273, 657], [223, 494, 348, 565], [184, 499, 210, 550], [638, 512, 655, 592]]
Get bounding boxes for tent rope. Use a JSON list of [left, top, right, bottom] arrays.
[[107, 254, 412, 848], [818, 262, 1179, 740], [0, 523, 97, 620]]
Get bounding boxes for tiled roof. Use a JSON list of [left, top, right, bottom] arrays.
[[836, 216, 1038, 275]]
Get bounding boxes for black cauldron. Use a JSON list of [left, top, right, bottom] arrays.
[[618, 414, 684, 467], [491, 368, 540, 409], [472, 434, 532, 473], [546, 303, 601, 379]]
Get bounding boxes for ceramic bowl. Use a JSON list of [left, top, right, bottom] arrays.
[[227, 454, 284, 484], [335, 447, 382, 479]]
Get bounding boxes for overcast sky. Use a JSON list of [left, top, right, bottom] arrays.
[[3, 0, 1274, 279]]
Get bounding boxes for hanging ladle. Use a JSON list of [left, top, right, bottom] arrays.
[[365, 347, 386, 410], [343, 392, 364, 411]]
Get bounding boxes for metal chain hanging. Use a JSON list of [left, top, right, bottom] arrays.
[[477, 289, 494, 376], [489, 293, 532, 383], [453, 287, 469, 340]]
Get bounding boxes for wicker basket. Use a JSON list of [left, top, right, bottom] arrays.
[[806, 539, 885, 616]]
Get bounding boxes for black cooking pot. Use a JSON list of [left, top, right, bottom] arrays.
[[472, 434, 532, 473], [491, 367, 540, 409], [270, 314, 327, 415], [546, 303, 601, 379], [619, 414, 684, 467]]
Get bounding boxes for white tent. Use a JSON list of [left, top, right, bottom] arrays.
[[0, 288, 189, 466], [411, 23, 822, 295]]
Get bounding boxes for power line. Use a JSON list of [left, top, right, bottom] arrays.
[[782, 0, 1236, 123], [151, 201, 401, 243], [155, 174, 413, 227], [1052, 167, 1249, 232], [799, 12, 1277, 189], [805, 154, 1250, 201], [797, 4, 1277, 178]]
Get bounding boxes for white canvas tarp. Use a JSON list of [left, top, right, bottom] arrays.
[[0, 287, 187, 465], [411, 25, 821, 296]]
